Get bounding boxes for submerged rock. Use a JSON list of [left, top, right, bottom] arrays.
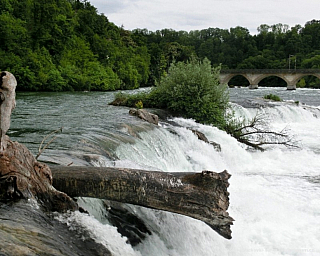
[[104, 200, 152, 246], [0, 200, 112, 256]]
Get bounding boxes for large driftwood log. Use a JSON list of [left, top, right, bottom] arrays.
[[51, 166, 233, 239]]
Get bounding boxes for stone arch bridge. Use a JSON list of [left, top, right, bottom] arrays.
[[219, 69, 320, 90]]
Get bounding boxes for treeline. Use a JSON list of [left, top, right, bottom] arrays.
[[1, 0, 320, 91], [133, 22, 320, 87], [0, 0, 150, 91]]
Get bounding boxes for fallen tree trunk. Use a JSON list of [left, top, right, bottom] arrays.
[[51, 166, 233, 239]]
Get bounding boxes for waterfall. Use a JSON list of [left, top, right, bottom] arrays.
[[9, 91, 320, 255], [70, 102, 320, 256]]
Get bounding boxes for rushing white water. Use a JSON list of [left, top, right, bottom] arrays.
[[58, 99, 320, 256], [11, 88, 314, 255]]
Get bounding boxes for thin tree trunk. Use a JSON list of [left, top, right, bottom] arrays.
[[50, 166, 233, 239]]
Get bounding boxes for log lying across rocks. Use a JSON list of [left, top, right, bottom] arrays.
[[51, 166, 234, 239]]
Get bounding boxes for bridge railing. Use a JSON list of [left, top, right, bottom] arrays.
[[220, 69, 320, 74]]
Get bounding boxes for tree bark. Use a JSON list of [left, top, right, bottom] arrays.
[[0, 140, 78, 212], [51, 166, 233, 239]]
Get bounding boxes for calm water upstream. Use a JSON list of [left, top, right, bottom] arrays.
[[5, 87, 320, 255]]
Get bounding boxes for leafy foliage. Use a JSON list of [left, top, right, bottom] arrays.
[[153, 58, 229, 127], [263, 94, 282, 101], [112, 58, 229, 128], [0, 0, 150, 91], [1, 0, 320, 90]]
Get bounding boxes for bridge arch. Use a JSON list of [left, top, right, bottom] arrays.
[[219, 69, 320, 90], [253, 74, 288, 87], [228, 75, 250, 87], [292, 74, 320, 86], [219, 73, 253, 86], [258, 76, 287, 87]]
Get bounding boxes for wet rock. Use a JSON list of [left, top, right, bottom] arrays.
[[210, 141, 222, 152], [104, 201, 152, 246], [191, 129, 221, 152], [120, 123, 141, 138], [191, 129, 210, 143], [129, 108, 159, 125], [0, 201, 112, 256]]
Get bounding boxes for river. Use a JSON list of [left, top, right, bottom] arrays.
[[6, 87, 320, 255]]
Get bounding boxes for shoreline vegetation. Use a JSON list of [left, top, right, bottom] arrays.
[[1, 0, 320, 92]]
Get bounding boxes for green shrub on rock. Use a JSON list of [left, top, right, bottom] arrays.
[[154, 58, 229, 127], [112, 57, 229, 128], [263, 94, 282, 101]]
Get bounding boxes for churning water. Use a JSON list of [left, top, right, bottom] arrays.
[[9, 87, 320, 255]]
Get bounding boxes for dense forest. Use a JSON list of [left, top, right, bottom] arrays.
[[1, 0, 320, 91]]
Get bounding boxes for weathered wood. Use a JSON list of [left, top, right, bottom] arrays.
[[0, 71, 17, 152], [0, 139, 78, 212], [51, 166, 233, 239]]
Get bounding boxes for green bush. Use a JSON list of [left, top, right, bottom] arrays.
[[153, 58, 229, 127], [135, 100, 143, 109], [263, 94, 282, 101], [113, 57, 230, 128]]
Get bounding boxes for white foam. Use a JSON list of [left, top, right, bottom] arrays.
[[69, 102, 320, 256], [56, 211, 141, 256], [114, 103, 320, 256]]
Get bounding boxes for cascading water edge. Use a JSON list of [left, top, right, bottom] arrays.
[[68, 102, 320, 256], [5, 89, 320, 256]]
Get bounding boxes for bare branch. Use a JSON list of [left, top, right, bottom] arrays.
[[239, 130, 289, 137], [36, 127, 63, 160], [228, 111, 299, 151]]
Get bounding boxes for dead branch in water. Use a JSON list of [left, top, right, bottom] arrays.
[[36, 127, 63, 160], [227, 112, 299, 151]]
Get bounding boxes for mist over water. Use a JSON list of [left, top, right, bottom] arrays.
[[9, 88, 320, 255]]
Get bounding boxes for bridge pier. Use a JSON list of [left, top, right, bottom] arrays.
[[287, 84, 296, 90], [249, 84, 258, 89]]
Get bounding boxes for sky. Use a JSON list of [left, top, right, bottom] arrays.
[[88, 0, 319, 34]]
